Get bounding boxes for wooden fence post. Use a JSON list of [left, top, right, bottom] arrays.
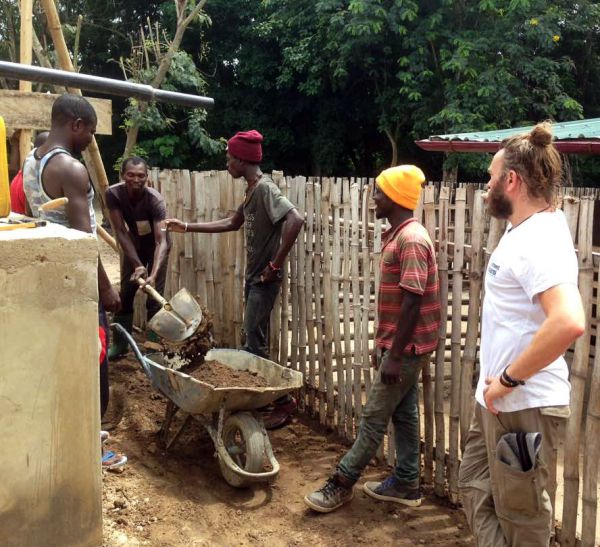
[[561, 197, 594, 546], [459, 190, 485, 448], [448, 187, 466, 504]]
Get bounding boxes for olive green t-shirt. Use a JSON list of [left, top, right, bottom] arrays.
[[237, 175, 295, 284]]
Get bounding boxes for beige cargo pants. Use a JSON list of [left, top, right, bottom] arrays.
[[458, 403, 567, 546]]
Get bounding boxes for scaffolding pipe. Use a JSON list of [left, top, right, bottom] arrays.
[[0, 60, 214, 109]]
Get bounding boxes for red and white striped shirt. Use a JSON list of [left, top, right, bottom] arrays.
[[376, 218, 441, 355]]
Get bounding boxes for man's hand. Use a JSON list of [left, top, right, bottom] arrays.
[[130, 266, 148, 282], [483, 376, 514, 415], [141, 274, 157, 288], [380, 353, 404, 385], [165, 219, 186, 233], [100, 285, 121, 313], [259, 265, 281, 283]]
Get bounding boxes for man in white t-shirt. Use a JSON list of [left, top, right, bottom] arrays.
[[458, 122, 585, 546]]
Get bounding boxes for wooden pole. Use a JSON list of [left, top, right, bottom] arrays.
[[434, 185, 450, 497], [459, 190, 485, 448], [192, 172, 208, 309], [289, 178, 300, 371], [313, 180, 327, 423], [270, 171, 285, 360], [342, 178, 353, 437], [350, 182, 363, 423], [422, 186, 436, 484], [448, 187, 466, 505], [361, 184, 372, 396], [304, 180, 317, 414], [18, 0, 33, 164], [561, 197, 594, 546], [582, 258, 600, 546], [278, 175, 291, 367], [321, 178, 336, 428], [40, 0, 113, 211], [373, 197, 384, 461], [331, 179, 345, 436], [296, 177, 308, 402]]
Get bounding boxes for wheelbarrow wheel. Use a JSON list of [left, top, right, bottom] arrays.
[[219, 412, 265, 488]]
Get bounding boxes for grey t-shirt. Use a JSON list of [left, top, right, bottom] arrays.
[[238, 175, 295, 284]]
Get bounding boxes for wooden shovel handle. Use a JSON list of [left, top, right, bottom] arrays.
[[39, 197, 69, 211], [136, 278, 171, 309], [96, 224, 118, 253]]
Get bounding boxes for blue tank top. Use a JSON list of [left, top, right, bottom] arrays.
[[22, 147, 96, 233]]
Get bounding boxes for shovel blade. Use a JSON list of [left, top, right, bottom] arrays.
[[147, 288, 202, 342]]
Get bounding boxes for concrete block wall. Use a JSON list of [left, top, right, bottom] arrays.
[[0, 224, 102, 546]]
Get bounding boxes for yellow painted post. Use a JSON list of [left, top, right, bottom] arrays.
[[0, 116, 10, 216]]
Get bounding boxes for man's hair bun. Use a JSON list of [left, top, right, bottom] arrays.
[[528, 121, 553, 147]]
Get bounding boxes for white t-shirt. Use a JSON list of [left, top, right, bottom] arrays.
[[475, 210, 577, 412]]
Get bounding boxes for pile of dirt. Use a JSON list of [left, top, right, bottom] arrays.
[[188, 360, 269, 388]]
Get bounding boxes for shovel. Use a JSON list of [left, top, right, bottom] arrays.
[[137, 278, 202, 343]]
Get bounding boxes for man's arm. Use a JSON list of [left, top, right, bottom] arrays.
[[8, 131, 20, 179], [59, 160, 121, 313], [145, 218, 170, 286], [165, 209, 244, 234], [259, 208, 304, 282], [108, 207, 146, 280], [483, 283, 585, 414], [380, 291, 423, 385]]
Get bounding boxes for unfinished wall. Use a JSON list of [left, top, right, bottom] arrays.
[[0, 224, 102, 546]]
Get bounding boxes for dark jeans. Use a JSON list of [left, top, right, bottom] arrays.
[[120, 244, 168, 318], [242, 281, 281, 358], [242, 281, 292, 406], [98, 305, 110, 418], [337, 351, 431, 484]]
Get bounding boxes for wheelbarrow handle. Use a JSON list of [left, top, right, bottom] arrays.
[[111, 323, 153, 379], [137, 278, 172, 311]]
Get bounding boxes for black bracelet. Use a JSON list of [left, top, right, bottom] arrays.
[[501, 366, 525, 388]]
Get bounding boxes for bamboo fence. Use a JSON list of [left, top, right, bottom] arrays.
[[148, 169, 600, 545]]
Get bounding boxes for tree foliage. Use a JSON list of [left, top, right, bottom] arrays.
[[2, 0, 600, 182]]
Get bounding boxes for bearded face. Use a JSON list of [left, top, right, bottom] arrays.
[[485, 150, 513, 220], [486, 173, 513, 219]]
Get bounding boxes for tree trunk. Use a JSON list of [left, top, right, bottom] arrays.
[[122, 0, 207, 158], [384, 125, 399, 167]]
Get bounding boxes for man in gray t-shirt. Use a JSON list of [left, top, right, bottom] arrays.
[[166, 130, 304, 428]]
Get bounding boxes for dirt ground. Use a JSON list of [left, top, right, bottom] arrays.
[[98, 236, 474, 547], [101, 352, 474, 547]]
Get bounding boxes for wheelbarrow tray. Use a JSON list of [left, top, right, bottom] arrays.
[[144, 348, 303, 415]]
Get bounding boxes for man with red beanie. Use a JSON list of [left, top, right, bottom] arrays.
[[304, 165, 440, 513], [166, 130, 304, 428]]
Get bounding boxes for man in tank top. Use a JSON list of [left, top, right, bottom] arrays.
[[23, 93, 125, 470]]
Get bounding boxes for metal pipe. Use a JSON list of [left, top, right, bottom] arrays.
[[0, 60, 214, 109]]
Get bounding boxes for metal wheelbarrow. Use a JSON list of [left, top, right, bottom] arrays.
[[113, 324, 303, 488]]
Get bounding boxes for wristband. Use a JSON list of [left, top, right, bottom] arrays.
[[268, 261, 281, 272], [184, 222, 188, 233], [500, 366, 525, 388]]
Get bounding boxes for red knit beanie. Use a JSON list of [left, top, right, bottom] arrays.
[[227, 130, 263, 163]]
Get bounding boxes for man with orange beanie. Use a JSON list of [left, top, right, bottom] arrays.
[[305, 165, 440, 513]]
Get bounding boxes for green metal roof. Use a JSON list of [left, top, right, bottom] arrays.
[[416, 118, 600, 154], [429, 118, 600, 142]]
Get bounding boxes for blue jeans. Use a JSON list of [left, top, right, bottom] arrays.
[[337, 351, 431, 484]]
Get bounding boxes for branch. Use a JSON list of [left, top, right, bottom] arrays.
[[73, 14, 83, 72]]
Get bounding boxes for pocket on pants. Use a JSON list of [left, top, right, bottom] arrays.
[[494, 457, 544, 518]]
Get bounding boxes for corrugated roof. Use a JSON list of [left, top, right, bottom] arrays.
[[416, 118, 600, 154], [427, 118, 600, 142]]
